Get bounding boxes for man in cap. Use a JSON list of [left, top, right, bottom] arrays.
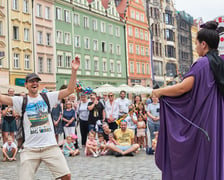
[[0, 58, 80, 180]]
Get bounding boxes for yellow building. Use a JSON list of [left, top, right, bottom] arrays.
[[191, 21, 199, 62], [0, 0, 9, 84], [8, 0, 33, 86]]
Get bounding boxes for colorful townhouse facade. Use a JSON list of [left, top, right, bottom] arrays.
[[191, 20, 199, 62], [55, 0, 127, 89], [8, 0, 33, 86], [126, 0, 151, 87], [34, 0, 56, 90], [0, 0, 9, 84]]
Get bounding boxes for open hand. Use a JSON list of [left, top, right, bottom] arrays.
[[71, 56, 80, 71], [152, 89, 161, 99]]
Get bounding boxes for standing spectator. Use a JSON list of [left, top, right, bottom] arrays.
[[1, 88, 17, 143], [100, 92, 108, 108], [77, 93, 89, 147], [116, 91, 130, 118], [2, 135, 18, 161], [105, 92, 119, 131], [62, 101, 76, 137], [68, 93, 78, 110], [145, 94, 152, 106], [87, 93, 105, 132], [136, 114, 146, 150], [133, 95, 142, 112], [51, 102, 63, 143]]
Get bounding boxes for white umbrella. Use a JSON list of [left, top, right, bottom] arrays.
[[93, 84, 119, 94], [117, 84, 133, 93], [131, 84, 150, 94]]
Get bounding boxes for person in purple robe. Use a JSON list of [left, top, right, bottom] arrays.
[[152, 21, 224, 180]]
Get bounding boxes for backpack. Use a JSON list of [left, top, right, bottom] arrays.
[[18, 93, 51, 149]]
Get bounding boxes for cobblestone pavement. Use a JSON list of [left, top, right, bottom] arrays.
[[0, 148, 161, 180]]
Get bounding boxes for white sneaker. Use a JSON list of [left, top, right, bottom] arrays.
[[93, 153, 98, 158]]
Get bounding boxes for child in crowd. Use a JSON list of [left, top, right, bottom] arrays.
[[101, 133, 118, 155], [63, 135, 79, 157], [85, 131, 98, 157], [2, 135, 18, 161], [152, 131, 159, 152], [97, 134, 106, 155], [137, 114, 146, 150]]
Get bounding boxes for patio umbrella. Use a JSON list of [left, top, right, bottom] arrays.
[[93, 84, 119, 94], [117, 84, 133, 93], [131, 84, 151, 94]]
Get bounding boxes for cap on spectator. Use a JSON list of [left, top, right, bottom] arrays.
[[25, 73, 41, 82], [71, 134, 78, 140]]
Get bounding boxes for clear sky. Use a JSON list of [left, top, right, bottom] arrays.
[[174, 0, 223, 22]]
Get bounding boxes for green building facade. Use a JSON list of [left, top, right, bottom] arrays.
[[55, 0, 127, 90]]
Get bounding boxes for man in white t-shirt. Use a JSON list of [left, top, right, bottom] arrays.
[[115, 91, 131, 118], [0, 58, 80, 180], [2, 135, 17, 161]]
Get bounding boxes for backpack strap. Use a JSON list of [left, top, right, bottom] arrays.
[[18, 94, 28, 149], [40, 93, 51, 113]]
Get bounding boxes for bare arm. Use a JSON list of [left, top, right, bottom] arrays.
[[0, 94, 13, 106], [152, 76, 194, 98], [58, 58, 80, 101]]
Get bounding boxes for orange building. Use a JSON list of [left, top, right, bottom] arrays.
[[126, 0, 151, 87]]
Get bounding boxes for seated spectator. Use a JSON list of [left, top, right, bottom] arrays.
[[58, 134, 78, 149], [62, 135, 79, 157], [101, 133, 118, 155], [85, 131, 98, 157], [102, 122, 112, 141], [97, 134, 106, 155], [2, 135, 17, 161], [107, 120, 139, 157]]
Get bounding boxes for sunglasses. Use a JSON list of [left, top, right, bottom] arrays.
[[108, 95, 113, 97]]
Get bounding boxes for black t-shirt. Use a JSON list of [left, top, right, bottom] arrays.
[[1, 104, 15, 122], [88, 101, 104, 125]]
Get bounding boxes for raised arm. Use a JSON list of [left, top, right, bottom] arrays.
[[0, 94, 13, 106], [58, 57, 80, 101], [152, 76, 194, 98]]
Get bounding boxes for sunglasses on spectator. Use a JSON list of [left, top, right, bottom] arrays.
[[108, 95, 113, 97]]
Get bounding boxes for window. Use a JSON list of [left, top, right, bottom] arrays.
[[108, 24, 113, 35], [64, 10, 70, 23], [47, 58, 52, 73], [12, 0, 18, 10], [37, 31, 43, 44], [153, 61, 163, 76], [45, 7, 50, 19], [102, 42, 106, 53], [146, 64, 150, 74], [38, 57, 43, 73], [130, 62, 134, 73], [56, 31, 63, 43], [141, 46, 144, 56], [137, 62, 140, 73], [65, 56, 71, 68], [94, 60, 99, 71], [84, 37, 90, 49], [140, 29, 143, 39], [64, 32, 71, 45], [181, 51, 189, 60], [85, 58, 90, 70], [135, 28, 139, 38], [115, 27, 120, 37], [152, 23, 160, 37], [23, 0, 29, 13], [128, 26, 133, 36], [136, 12, 139, 20], [46, 33, 51, 46], [13, 26, 19, 40], [84, 17, 89, 28], [129, 43, 133, 54], [14, 53, 19, 68], [103, 61, 107, 72], [131, 10, 135, 18], [145, 47, 149, 56], [116, 45, 121, 55], [56, 7, 62, 20], [93, 40, 98, 51], [165, 45, 176, 58], [92, 19, 97, 31], [117, 62, 121, 73], [110, 61, 114, 72], [109, 44, 113, 54], [74, 35, 80, 48], [36, 4, 42, 17], [101, 22, 106, 33], [181, 36, 188, 45], [142, 63, 145, 74], [140, 14, 144, 22], [57, 55, 63, 67], [136, 45, 140, 55], [165, 29, 174, 41], [24, 28, 29, 41], [165, 11, 173, 25], [145, 31, 148, 40], [0, 21, 2, 35], [74, 13, 80, 25]]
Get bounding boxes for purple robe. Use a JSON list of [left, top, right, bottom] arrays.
[[155, 56, 224, 180]]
